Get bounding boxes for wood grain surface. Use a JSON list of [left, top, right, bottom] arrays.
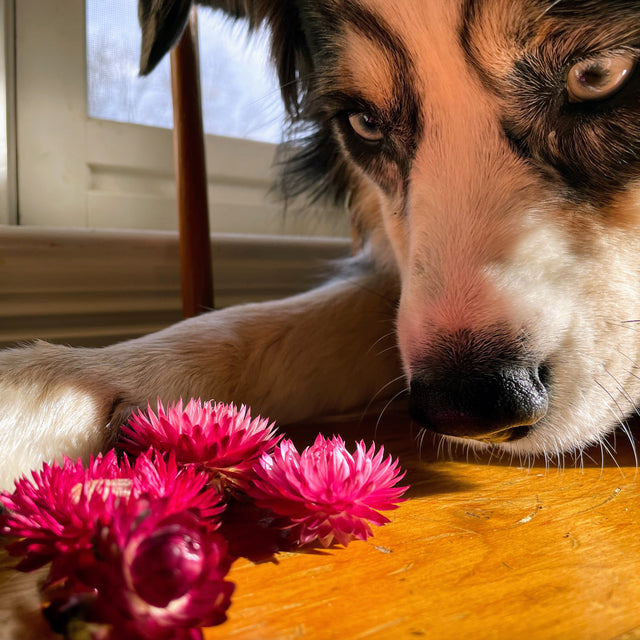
[[209, 408, 640, 640]]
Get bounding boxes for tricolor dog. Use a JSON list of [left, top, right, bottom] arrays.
[[1, 0, 640, 488]]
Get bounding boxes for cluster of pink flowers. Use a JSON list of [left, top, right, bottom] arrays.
[[1, 399, 408, 639]]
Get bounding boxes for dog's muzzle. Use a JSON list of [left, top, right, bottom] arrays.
[[408, 331, 549, 443]]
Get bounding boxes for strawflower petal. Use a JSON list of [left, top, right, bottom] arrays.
[[248, 434, 409, 547], [0, 451, 130, 568]]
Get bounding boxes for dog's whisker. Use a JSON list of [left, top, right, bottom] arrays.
[[529, 452, 537, 472], [622, 367, 640, 386], [599, 447, 607, 474], [361, 374, 407, 421], [543, 449, 551, 473], [594, 375, 635, 473], [535, 0, 565, 21], [603, 366, 636, 408], [604, 435, 625, 474], [591, 407, 625, 475], [595, 376, 629, 425], [416, 427, 423, 460], [618, 421, 639, 472], [415, 426, 430, 462], [596, 436, 620, 477], [446, 438, 454, 462], [552, 440, 563, 473], [375, 345, 402, 358], [616, 343, 640, 361], [581, 447, 599, 468], [365, 330, 397, 357], [374, 387, 409, 438]]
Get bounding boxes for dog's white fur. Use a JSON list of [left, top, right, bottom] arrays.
[[1, 0, 640, 491]]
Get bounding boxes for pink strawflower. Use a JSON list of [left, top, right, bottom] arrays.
[[248, 434, 409, 547], [72, 497, 234, 640], [119, 399, 280, 491], [0, 450, 130, 571], [0, 449, 223, 572]]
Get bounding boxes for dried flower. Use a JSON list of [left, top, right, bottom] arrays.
[[130, 450, 224, 530], [74, 497, 234, 640], [248, 434, 408, 547], [119, 399, 280, 490], [0, 450, 223, 573], [0, 451, 129, 571]]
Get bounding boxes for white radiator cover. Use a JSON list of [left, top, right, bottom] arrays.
[[0, 226, 351, 347]]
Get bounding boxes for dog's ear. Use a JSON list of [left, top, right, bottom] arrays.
[[138, 0, 309, 117], [138, 0, 192, 75], [139, 1, 259, 75]]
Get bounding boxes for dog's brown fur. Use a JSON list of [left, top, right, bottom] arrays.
[[1, 0, 640, 491]]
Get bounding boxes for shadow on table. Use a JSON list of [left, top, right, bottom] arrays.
[[285, 404, 640, 481]]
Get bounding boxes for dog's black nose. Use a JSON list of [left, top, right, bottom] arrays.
[[408, 333, 549, 442]]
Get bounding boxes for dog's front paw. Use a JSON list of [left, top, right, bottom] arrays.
[[0, 341, 127, 490]]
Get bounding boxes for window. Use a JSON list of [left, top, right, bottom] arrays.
[[0, 0, 351, 348], [86, 0, 285, 144], [10, 0, 348, 237]]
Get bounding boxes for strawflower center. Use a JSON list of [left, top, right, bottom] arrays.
[[69, 478, 133, 504], [130, 525, 205, 608]]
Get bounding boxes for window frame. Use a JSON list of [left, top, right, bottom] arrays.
[[10, 0, 348, 238], [0, 0, 16, 225]]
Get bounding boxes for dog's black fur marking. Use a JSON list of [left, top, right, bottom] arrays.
[[504, 52, 640, 205], [139, 0, 192, 74], [139, 0, 347, 205], [277, 1, 422, 206], [139, 0, 310, 117], [141, 0, 640, 210], [461, 0, 640, 205], [291, 1, 423, 201]]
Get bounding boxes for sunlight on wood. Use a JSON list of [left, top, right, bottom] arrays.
[[206, 409, 640, 640]]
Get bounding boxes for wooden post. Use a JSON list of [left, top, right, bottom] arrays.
[[170, 7, 214, 319]]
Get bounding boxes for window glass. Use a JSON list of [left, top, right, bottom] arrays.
[[86, 0, 285, 144]]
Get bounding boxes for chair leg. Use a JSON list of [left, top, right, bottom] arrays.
[[170, 7, 214, 319]]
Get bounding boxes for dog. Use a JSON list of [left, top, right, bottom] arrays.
[[1, 0, 639, 491]]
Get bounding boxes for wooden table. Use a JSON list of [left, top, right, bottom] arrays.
[[2, 408, 639, 640], [213, 409, 640, 640]]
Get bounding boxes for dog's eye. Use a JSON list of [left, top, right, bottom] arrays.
[[348, 112, 384, 142], [566, 52, 636, 103]]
